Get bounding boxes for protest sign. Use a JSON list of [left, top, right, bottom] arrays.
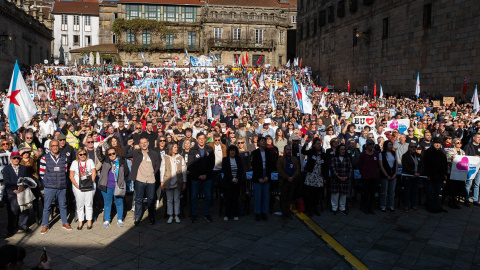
[[450, 155, 480, 181], [443, 97, 455, 105], [353, 116, 375, 132], [387, 119, 410, 134]]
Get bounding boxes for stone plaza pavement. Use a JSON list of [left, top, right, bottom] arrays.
[[1, 195, 480, 270]]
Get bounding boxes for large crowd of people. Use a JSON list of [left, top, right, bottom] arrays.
[[1, 63, 478, 238]]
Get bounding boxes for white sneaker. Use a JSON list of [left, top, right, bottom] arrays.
[[224, 216, 228, 221], [233, 217, 239, 221], [167, 216, 173, 224], [156, 200, 160, 208], [175, 216, 180, 223], [103, 221, 110, 228]]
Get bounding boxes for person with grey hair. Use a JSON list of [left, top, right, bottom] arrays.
[[18, 132, 42, 158]]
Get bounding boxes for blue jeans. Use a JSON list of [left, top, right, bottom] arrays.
[[380, 178, 397, 210], [134, 181, 155, 220], [101, 187, 124, 222], [253, 182, 270, 214], [403, 177, 418, 208], [42, 188, 68, 226], [191, 179, 213, 216], [465, 172, 480, 202]]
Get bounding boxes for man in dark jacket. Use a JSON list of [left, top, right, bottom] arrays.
[[58, 134, 76, 209], [39, 140, 72, 234], [277, 145, 300, 220], [188, 132, 215, 223], [464, 133, 480, 206], [123, 137, 161, 225], [423, 137, 448, 212], [2, 152, 30, 237], [401, 142, 424, 212]]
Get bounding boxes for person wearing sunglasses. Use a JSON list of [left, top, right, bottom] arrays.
[[18, 132, 42, 158], [69, 148, 96, 230], [96, 145, 129, 228], [3, 152, 31, 237], [445, 138, 464, 209]]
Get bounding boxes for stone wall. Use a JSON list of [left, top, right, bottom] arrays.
[[0, 0, 52, 91], [297, 0, 480, 96]]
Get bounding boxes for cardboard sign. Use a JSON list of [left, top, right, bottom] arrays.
[[353, 116, 375, 132], [450, 155, 480, 181], [387, 119, 410, 134], [443, 97, 455, 105], [432, 100, 441, 107]]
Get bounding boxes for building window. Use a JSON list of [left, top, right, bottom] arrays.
[[292, 15, 297, 23], [353, 27, 358, 47], [142, 30, 151, 45], [85, 16, 91, 26], [61, 15, 67, 31], [423, 3, 432, 28], [61, 34, 68, 46], [214, 53, 221, 62], [73, 35, 80, 46], [164, 6, 178, 22], [126, 30, 135, 43], [278, 55, 283, 65], [382, 17, 389, 39], [85, 36, 91, 46], [279, 30, 284, 44], [182, 6, 196, 22], [188, 31, 196, 49], [146, 6, 158, 20], [306, 22, 310, 38], [328, 6, 334, 23], [126, 5, 141, 20], [349, 0, 358, 13], [73, 15, 80, 31], [233, 28, 241, 40], [112, 33, 117, 44], [255, 29, 263, 45], [214, 27, 222, 39], [165, 32, 174, 48], [319, 10, 326, 26], [337, 0, 345, 17], [253, 54, 264, 65]]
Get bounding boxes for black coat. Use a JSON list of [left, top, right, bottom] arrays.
[[401, 152, 424, 176], [2, 164, 28, 195], [301, 145, 328, 177], [423, 147, 447, 181], [251, 148, 272, 183], [221, 156, 244, 188], [187, 145, 215, 180], [121, 146, 161, 182]]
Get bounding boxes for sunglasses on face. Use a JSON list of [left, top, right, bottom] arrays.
[[2, 143, 9, 146], [108, 153, 116, 156], [238, 142, 245, 144], [159, 140, 166, 142], [12, 157, 20, 160], [78, 153, 86, 156], [87, 141, 94, 143], [26, 137, 33, 139]]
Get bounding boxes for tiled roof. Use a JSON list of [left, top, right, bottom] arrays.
[[70, 44, 117, 53], [118, 0, 204, 5], [51, 1, 99, 15], [208, 0, 296, 8]]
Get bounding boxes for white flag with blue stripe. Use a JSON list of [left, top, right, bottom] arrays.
[[141, 51, 147, 63], [269, 84, 276, 109], [415, 72, 420, 98], [4, 61, 37, 132]]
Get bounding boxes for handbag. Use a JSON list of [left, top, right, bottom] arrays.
[[112, 163, 125, 197], [296, 197, 305, 213], [77, 161, 93, 192]]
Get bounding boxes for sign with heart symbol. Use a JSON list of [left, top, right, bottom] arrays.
[[387, 119, 411, 134], [451, 155, 480, 181]]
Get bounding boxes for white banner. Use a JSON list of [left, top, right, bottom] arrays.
[[387, 119, 410, 134], [450, 155, 480, 181], [352, 116, 375, 132]]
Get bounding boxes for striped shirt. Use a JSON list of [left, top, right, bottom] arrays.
[[39, 154, 68, 178]]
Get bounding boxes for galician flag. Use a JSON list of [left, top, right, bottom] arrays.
[[415, 72, 420, 98], [379, 84, 383, 100], [269, 84, 276, 109], [4, 61, 37, 132], [472, 85, 479, 113]]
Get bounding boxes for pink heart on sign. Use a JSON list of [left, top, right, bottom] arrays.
[[456, 157, 469, 171], [389, 120, 398, 129]]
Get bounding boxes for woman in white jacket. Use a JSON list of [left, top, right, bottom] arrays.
[[160, 143, 187, 223]]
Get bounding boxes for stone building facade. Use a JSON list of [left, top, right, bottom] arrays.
[[78, 0, 296, 66], [297, 0, 480, 95], [0, 0, 52, 91]]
